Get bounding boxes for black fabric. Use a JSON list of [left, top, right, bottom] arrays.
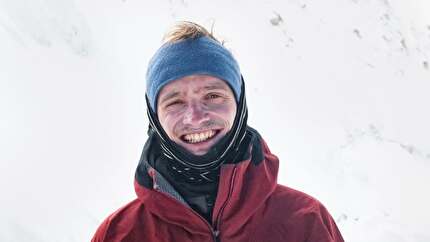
[[155, 154, 218, 222], [135, 133, 156, 189], [244, 126, 264, 166]]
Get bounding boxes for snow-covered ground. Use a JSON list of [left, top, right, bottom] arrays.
[[1, 0, 429, 241]]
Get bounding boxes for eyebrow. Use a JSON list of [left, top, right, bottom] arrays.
[[201, 83, 229, 92], [159, 91, 181, 104]]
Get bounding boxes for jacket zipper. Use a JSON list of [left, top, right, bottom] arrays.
[[153, 165, 237, 242], [154, 187, 219, 242], [212, 166, 238, 242]]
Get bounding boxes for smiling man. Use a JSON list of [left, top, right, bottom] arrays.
[[157, 75, 237, 156], [92, 22, 344, 242]]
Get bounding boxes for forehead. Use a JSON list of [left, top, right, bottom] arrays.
[[158, 74, 232, 99]]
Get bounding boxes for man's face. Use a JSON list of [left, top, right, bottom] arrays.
[[157, 74, 237, 156]]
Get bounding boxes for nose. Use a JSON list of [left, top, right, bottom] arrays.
[[182, 101, 209, 126]]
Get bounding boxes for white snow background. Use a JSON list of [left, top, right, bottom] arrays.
[[0, 0, 429, 241]]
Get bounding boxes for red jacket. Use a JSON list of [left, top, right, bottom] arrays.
[[92, 138, 344, 242]]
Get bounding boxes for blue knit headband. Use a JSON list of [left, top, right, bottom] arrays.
[[146, 36, 242, 111]]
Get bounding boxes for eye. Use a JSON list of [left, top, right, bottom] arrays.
[[206, 93, 222, 100], [165, 100, 184, 108]]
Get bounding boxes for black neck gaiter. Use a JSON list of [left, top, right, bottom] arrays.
[[146, 128, 253, 223]]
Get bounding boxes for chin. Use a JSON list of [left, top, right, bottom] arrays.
[[190, 150, 209, 156], [181, 143, 213, 156]]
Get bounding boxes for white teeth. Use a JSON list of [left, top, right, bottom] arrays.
[[183, 130, 216, 143]]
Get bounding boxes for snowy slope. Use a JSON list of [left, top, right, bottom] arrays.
[[0, 0, 429, 241]]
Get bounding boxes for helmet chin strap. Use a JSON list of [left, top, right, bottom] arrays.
[[146, 78, 248, 171]]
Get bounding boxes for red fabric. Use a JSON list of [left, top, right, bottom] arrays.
[[92, 140, 344, 242]]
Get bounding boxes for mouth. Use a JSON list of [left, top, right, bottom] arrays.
[[180, 129, 221, 144]]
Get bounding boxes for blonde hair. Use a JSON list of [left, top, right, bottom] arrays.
[[162, 21, 223, 44]]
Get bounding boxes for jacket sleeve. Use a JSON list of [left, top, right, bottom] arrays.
[[305, 203, 345, 242], [91, 216, 111, 242]]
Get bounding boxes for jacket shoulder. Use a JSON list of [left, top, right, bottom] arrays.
[[267, 185, 345, 242], [91, 198, 144, 242], [272, 185, 322, 210]]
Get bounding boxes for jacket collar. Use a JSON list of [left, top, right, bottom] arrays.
[[134, 127, 279, 234]]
